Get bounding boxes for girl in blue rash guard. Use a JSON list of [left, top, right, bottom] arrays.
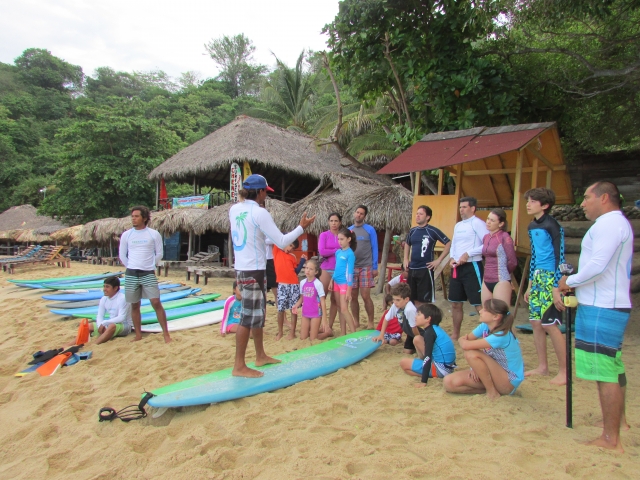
[[330, 228, 357, 336], [444, 299, 524, 399]]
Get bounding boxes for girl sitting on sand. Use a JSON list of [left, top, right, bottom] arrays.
[[220, 281, 241, 336], [444, 299, 524, 399], [292, 258, 333, 342], [329, 228, 358, 336]]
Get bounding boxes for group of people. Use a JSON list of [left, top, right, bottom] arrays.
[[83, 173, 632, 454]]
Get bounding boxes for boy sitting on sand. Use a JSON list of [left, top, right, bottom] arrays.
[[89, 276, 132, 344], [220, 281, 242, 336], [375, 294, 403, 345], [399, 304, 457, 387], [373, 283, 417, 353]]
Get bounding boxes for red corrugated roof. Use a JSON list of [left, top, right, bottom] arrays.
[[377, 127, 547, 174], [377, 136, 474, 174]]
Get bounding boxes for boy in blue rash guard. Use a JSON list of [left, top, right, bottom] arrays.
[[523, 188, 567, 385], [399, 303, 456, 386]]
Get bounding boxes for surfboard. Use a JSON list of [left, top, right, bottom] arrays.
[[53, 290, 212, 316], [9, 272, 124, 285], [138, 300, 226, 324], [147, 330, 381, 408], [42, 283, 181, 302], [141, 309, 225, 333], [516, 324, 567, 334], [45, 286, 192, 309]]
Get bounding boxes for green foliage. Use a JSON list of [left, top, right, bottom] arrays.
[[14, 48, 83, 92]]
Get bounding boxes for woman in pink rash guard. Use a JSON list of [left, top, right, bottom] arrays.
[[481, 208, 518, 307], [318, 212, 342, 329]]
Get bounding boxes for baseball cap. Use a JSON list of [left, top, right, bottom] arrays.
[[243, 174, 274, 192]]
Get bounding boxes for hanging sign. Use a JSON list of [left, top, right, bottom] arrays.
[[172, 194, 210, 209], [230, 162, 242, 202], [243, 161, 252, 180]]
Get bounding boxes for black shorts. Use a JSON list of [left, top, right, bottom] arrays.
[[448, 261, 483, 306], [408, 268, 435, 303], [266, 259, 277, 290]]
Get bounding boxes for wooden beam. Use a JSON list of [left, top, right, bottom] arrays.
[[531, 156, 539, 189], [498, 155, 514, 197], [526, 145, 554, 170], [512, 255, 531, 317], [546, 168, 553, 189], [437, 169, 444, 195], [414, 171, 421, 195], [454, 164, 463, 221], [376, 230, 393, 294], [480, 158, 500, 204], [463, 165, 565, 176], [511, 150, 524, 244]]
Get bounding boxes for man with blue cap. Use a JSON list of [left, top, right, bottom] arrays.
[[229, 174, 316, 377]]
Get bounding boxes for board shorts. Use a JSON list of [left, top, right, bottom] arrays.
[[277, 283, 300, 312], [352, 266, 375, 289], [124, 269, 160, 303], [266, 259, 277, 290], [90, 321, 131, 338], [528, 269, 562, 325], [384, 332, 402, 342], [236, 269, 266, 329], [411, 358, 456, 378], [408, 268, 435, 303], [448, 261, 483, 306], [575, 304, 630, 383], [333, 282, 349, 295]]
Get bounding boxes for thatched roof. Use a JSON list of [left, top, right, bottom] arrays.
[[15, 229, 52, 243], [50, 225, 83, 243], [343, 185, 414, 233], [0, 205, 66, 232], [192, 198, 291, 235], [148, 116, 392, 201], [148, 208, 208, 235], [0, 229, 23, 241]]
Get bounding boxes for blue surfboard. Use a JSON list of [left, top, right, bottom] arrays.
[[147, 330, 381, 408], [42, 283, 181, 301]]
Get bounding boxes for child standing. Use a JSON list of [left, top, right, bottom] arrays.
[[523, 187, 567, 385], [373, 283, 418, 354], [375, 294, 403, 345], [273, 239, 306, 340], [400, 304, 456, 386], [330, 228, 358, 336], [444, 299, 524, 399], [293, 259, 332, 342], [220, 281, 242, 336]]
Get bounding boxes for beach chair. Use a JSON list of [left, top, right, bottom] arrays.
[[6, 246, 68, 274], [0, 245, 41, 263]]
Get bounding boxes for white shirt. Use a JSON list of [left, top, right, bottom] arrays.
[[96, 291, 133, 329], [450, 216, 489, 263], [265, 238, 274, 260], [119, 227, 163, 271], [566, 211, 633, 309], [386, 301, 417, 328], [388, 274, 405, 287], [229, 199, 303, 271]]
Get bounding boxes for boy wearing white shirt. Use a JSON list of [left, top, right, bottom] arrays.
[[89, 276, 132, 344], [373, 283, 418, 354]]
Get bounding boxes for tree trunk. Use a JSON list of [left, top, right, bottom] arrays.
[[376, 230, 393, 294]]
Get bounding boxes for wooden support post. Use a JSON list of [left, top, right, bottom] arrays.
[[414, 171, 421, 195], [376, 230, 392, 294], [511, 150, 524, 244], [437, 169, 444, 195], [531, 156, 539, 189], [546, 168, 553, 189], [281, 177, 286, 201], [193, 176, 197, 195], [433, 252, 450, 301], [512, 255, 531, 318], [155, 181, 159, 210]]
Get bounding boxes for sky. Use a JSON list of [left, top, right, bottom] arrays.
[[0, 0, 341, 80]]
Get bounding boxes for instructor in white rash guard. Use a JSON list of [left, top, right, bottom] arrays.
[[448, 197, 489, 340], [229, 174, 315, 378], [119, 205, 172, 343], [559, 181, 633, 453]]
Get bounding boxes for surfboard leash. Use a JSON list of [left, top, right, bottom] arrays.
[[99, 392, 155, 423]]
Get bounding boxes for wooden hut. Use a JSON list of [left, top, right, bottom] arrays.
[[0, 205, 66, 254]]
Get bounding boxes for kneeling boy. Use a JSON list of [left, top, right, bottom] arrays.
[[90, 276, 132, 344], [373, 283, 417, 353], [400, 303, 457, 386]]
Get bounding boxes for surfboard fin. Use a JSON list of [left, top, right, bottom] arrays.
[[36, 352, 73, 376]]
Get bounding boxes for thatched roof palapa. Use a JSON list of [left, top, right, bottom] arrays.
[[193, 198, 291, 235], [148, 116, 392, 201], [0, 205, 66, 240], [15, 229, 52, 243], [343, 185, 414, 233], [50, 225, 83, 244], [148, 208, 208, 236]]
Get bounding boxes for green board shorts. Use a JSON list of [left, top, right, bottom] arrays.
[[90, 321, 131, 338]]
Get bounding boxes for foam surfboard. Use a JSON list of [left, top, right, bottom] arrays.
[[516, 324, 567, 334], [141, 309, 225, 333], [147, 330, 381, 408], [42, 283, 181, 302], [139, 300, 226, 325], [63, 292, 217, 318], [45, 286, 192, 309], [43, 279, 175, 290], [9, 272, 124, 285]]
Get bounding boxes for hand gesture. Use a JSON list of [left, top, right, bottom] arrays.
[[299, 212, 317, 229], [292, 306, 298, 315], [372, 334, 384, 343], [457, 252, 469, 265]]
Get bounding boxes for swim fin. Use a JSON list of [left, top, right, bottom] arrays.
[[36, 352, 73, 376], [15, 363, 44, 377]]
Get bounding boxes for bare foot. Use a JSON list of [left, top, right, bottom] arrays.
[[255, 356, 281, 367], [275, 332, 283, 341], [525, 367, 549, 377], [367, 323, 374, 330], [549, 372, 566, 385], [582, 436, 624, 453], [451, 335, 459, 342], [164, 334, 172, 344], [413, 383, 426, 388], [594, 420, 630, 431], [486, 391, 501, 401], [132, 336, 143, 342], [286, 333, 296, 340], [232, 366, 264, 378]]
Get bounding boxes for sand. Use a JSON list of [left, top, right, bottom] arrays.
[[0, 262, 638, 479]]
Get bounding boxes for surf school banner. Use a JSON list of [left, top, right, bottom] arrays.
[[172, 194, 210, 209], [230, 162, 242, 202]]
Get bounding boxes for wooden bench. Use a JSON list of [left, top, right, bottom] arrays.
[[187, 266, 235, 285]]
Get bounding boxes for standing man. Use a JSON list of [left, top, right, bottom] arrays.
[[559, 182, 633, 453], [119, 205, 172, 344], [349, 205, 378, 329], [448, 197, 489, 340], [230, 174, 315, 378], [404, 205, 451, 308]]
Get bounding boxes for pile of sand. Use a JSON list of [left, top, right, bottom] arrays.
[[0, 263, 638, 479]]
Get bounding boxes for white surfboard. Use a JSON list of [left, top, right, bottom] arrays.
[[141, 309, 224, 333]]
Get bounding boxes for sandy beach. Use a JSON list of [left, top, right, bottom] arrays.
[[0, 262, 638, 479]]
